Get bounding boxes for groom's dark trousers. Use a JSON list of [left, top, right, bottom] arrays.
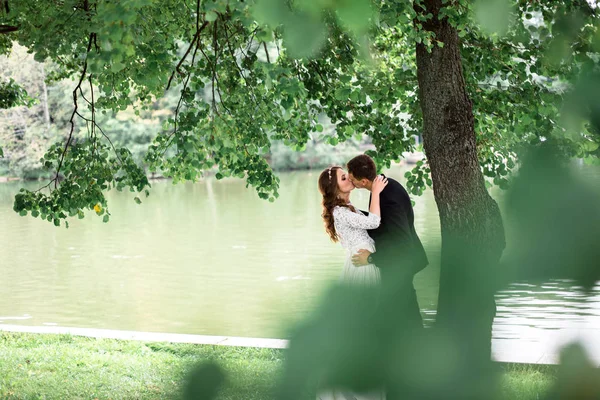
[[367, 177, 429, 400]]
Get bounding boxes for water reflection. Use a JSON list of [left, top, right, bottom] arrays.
[[0, 166, 599, 363], [493, 280, 600, 363]]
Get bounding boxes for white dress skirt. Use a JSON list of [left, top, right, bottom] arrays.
[[316, 206, 385, 400], [340, 241, 380, 287]]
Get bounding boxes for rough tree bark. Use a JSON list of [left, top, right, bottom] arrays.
[[414, 0, 506, 369]]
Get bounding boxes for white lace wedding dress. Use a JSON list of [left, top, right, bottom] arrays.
[[333, 205, 381, 287], [317, 205, 385, 400]]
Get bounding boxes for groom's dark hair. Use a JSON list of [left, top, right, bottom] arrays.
[[347, 154, 377, 181]]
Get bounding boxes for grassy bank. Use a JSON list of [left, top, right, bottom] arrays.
[[0, 332, 282, 399], [0, 332, 556, 399]]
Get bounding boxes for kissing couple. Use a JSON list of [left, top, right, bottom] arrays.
[[316, 154, 429, 400]]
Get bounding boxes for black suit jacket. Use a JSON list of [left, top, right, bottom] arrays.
[[367, 177, 428, 276]]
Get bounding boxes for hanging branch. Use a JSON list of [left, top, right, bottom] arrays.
[[213, 18, 219, 64], [53, 33, 95, 189], [165, 23, 208, 90], [197, 23, 232, 117], [275, 34, 281, 58], [159, 33, 203, 157], [80, 78, 125, 166], [166, 0, 209, 90], [263, 42, 270, 63], [210, 19, 223, 113], [221, 21, 290, 137], [244, 28, 259, 57], [222, 21, 270, 112], [212, 22, 233, 116], [89, 74, 100, 162], [309, 60, 330, 86], [0, 24, 18, 34], [160, 0, 208, 155], [174, 39, 200, 133], [89, 76, 95, 127], [222, 22, 251, 85], [198, 46, 218, 113], [77, 86, 93, 107]]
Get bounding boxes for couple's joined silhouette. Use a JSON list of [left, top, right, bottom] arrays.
[[316, 154, 429, 400]]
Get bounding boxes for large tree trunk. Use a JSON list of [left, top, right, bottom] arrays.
[[414, 0, 505, 373]]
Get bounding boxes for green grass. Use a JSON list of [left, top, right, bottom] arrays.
[[0, 332, 283, 399], [499, 363, 557, 400], [0, 332, 557, 399]]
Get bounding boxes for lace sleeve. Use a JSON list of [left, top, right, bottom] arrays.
[[333, 206, 381, 230]]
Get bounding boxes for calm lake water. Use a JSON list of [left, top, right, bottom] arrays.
[[1, 165, 599, 362]]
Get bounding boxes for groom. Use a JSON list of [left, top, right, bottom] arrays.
[[347, 154, 428, 326], [347, 154, 428, 399]]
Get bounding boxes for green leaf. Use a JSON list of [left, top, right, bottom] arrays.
[[134, 197, 142, 204], [256, 27, 273, 42], [335, 0, 373, 35], [282, 14, 327, 59], [473, 0, 513, 37], [582, 141, 599, 153], [205, 11, 218, 22], [335, 88, 351, 101], [252, 0, 289, 26], [111, 61, 126, 73], [103, 214, 110, 223]]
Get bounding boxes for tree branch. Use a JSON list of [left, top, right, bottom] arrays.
[[86, 75, 123, 165], [161, 31, 203, 157], [263, 42, 270, 63], [212, 19, 218, 112], [198, 46, 218, 112], [89, 75, 99, 161], [54, 33, 95, 189], [244, 28, 259, 58], [222, 22, 249, 83], [94, 121, 124, 165], [166, 19, 209, 90], [0, 24, 18, 34]]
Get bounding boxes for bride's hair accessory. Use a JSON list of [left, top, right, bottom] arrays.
[[328, 167, 333, 181]]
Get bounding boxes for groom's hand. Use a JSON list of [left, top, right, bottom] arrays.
[[352, 249, 371, 266]]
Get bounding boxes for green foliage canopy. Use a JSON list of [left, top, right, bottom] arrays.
[[0, 0, 598, 224]]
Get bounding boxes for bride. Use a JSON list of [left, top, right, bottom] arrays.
[[319, 166, 387, 287], [316, 165, 387, 400]]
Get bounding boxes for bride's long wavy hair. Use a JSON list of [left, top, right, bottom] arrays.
[[318, 166, 355, 242]]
